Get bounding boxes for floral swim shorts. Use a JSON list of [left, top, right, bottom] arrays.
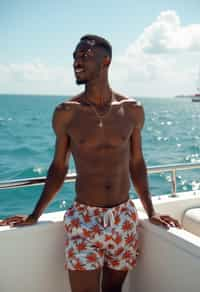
[[64, 199, 139, 271]]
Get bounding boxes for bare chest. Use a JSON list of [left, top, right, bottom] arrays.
[[68, 105, 134, 150]]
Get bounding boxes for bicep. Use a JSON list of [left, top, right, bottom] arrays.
[[130, 127, 143, 164], [53, 134, 71, 167], [129, 104, 145, 163], [52, 106, 71, 168]]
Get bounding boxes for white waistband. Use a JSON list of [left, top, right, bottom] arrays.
[[103, 209, 115, 228]]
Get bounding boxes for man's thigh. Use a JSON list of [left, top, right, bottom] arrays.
[[68, 269, 101, 292], [101, 266, 128, 292]]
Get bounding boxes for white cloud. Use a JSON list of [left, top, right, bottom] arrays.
[[0, 60, 78, 95], [0, 10, 200, 96], [127, 10, 200, 55], [111, 10, 200, 96]]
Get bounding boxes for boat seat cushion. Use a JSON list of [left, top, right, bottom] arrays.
[[182, 208, 200, 237]]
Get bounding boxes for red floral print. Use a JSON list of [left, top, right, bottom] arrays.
[[64, 199, 139, 271]]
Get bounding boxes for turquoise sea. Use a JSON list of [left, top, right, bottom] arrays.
[[0, 94, 200, 218]]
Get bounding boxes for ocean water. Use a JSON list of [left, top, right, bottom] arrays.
[[0, 94, 200, 218]]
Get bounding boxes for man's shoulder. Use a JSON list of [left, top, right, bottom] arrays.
[[53, 94, 83, 127], [114, 94, 144, 128], [114, 93, 143, 109], [55, 94, 82, 113], [53, 95, 85, 122]]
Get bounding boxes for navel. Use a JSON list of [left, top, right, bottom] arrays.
[[79, 138, 86, 144], [121, 135, 126, 141], [104, 183, 112, 191]]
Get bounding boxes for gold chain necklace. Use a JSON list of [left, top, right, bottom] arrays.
[[87, 92, 114, 128]]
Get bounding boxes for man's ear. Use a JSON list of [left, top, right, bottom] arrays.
[[103, 56, 111, 67]]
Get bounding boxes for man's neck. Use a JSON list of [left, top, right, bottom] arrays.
[[84, 81, 112, 106]]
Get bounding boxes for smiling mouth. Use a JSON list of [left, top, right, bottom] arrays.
[[75, 68, 84, 74]]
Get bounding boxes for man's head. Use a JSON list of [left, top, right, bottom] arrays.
[[73, 34, 112, 85]]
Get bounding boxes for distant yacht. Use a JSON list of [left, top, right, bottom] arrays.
[[175, 88, 200, 102], [175, 94, 194, 98], [192, 92, 200, 102], [175, 69, 200, 101], [192, 87, 200, 102]]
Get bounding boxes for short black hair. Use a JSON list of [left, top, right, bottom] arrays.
[[80, 34, 112, 59]]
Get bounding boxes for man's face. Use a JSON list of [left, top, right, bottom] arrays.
[[73, 42, 103, 85]]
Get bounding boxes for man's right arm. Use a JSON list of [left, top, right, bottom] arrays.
[[30, 105, 71, 221], [0, 104, 72, 226]]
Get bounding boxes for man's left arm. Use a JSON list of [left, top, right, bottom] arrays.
[[129, 103, 181, 229]]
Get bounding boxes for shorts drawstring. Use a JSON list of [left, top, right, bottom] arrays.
[[103, 209, 115, 228]]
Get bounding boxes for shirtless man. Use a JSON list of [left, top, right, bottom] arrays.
[[0, 35, 180, 292]]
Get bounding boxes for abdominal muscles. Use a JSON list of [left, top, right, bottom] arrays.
[[73, 146, 131, 207]]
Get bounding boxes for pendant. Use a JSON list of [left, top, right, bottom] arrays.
[[99, 121, 103, 127]]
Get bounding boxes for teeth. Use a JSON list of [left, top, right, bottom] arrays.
[[75, 69, 84, 73]]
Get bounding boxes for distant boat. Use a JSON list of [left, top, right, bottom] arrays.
[[192, 93, 200, 102], [175, 89, 200, 101], [175, 94, 194, 98], [175, 71, 200, 100]]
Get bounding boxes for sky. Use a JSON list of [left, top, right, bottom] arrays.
[[0, 0, 200, 97]]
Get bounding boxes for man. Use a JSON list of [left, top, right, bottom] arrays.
[[0, 35, 180, 292]]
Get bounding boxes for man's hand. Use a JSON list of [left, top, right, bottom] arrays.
[[0, 214, 38, 227], [149, 213, 181, 229]]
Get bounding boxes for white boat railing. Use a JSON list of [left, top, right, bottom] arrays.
[[0, 162, 200, 196]]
